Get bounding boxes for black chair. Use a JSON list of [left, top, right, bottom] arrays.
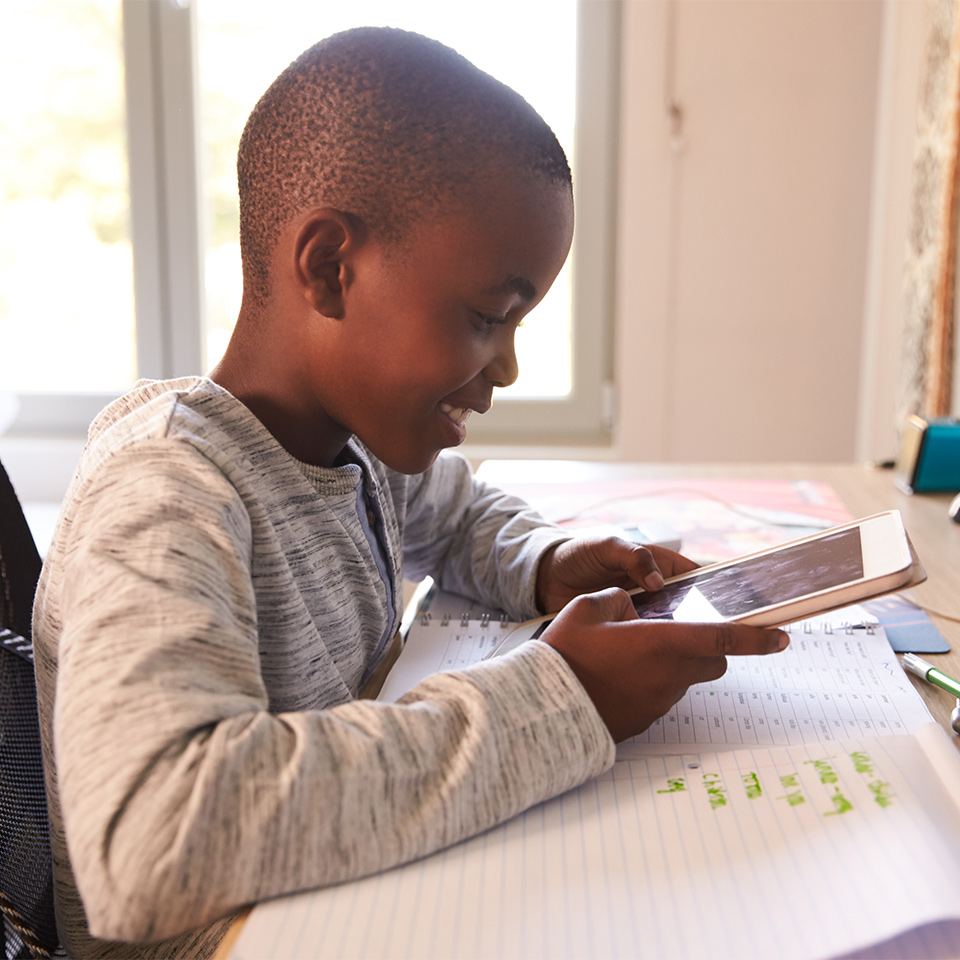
[[0, 459, 58, 958]]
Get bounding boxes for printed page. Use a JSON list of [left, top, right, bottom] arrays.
[[380, 586, 516, 702], [384, 592, 932, 748], [628, 619, 932, 753], [231, 728, 960, 960]]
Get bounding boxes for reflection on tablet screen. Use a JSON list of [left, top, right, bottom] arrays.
[[630, 528, 863, 622]]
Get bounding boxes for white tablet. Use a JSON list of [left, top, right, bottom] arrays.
[[487, 511, 925, 659]]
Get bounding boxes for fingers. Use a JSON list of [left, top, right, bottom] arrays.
[[566, 537, 699, 591], [645, 544, 699, 578], [553, 587, 640, 627], [582, 586, 642, 623], [633, 621, 789, 673], [699, 622, 790, 657], [614, 541, 665, 592], [536, 534, 705, 615], [541, 605, 789, 743], [535, 537, 662, 612]]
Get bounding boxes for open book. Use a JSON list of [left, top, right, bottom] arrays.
[[230, 584, 960, 959]]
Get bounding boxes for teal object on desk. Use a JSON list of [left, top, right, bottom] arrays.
[[896, 415, 960, 493]]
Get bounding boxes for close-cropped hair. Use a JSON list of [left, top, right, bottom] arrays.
[[237, 26, 572, 303]]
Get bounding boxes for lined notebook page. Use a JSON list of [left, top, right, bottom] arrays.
[[231, 726, 960, 960]]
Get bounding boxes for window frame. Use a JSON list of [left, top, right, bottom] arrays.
[[4, 0, 620, 445]]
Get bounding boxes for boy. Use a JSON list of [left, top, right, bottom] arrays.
[[33, 28, 788, 958]]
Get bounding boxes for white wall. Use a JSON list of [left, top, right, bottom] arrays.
[[614, 0, 890, 463]]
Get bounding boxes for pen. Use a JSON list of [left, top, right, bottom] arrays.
[[901, 653, 960, 699]]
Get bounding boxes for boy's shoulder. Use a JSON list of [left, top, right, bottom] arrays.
[[88, 376, 243, 447], [77, 378, 401, 497], [88, 375, 285, 455], [76, 376, 277, 486]]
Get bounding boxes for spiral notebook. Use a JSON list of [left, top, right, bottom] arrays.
[[386, 579, 515, 690]]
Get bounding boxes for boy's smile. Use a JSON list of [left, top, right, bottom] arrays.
[[305, 175, 574, 474]]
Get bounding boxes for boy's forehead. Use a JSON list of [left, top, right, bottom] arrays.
[[476, 161, 571, 207], [399, 176, 573, 288], [426, 170, 573, 235]]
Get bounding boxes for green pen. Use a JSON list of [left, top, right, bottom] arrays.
[[902, 653, 960, 699]]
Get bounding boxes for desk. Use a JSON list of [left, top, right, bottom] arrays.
[[222, 461, 960, 959], [477, 460, 960, 741]]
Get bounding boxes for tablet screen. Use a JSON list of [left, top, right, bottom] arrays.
[[630, 527, 864, 622]]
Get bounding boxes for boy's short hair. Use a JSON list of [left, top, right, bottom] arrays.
[[237, 26, 572, 303]]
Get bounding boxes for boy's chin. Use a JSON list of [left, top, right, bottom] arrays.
[[370, 444, 443, 476]]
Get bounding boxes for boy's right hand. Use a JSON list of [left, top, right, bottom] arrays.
[[541, 587, 790, 743]]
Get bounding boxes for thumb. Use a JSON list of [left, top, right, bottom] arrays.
[[562, 587, 640, 626]]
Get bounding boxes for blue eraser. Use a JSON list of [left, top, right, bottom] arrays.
[[862, 594, 950, 653]]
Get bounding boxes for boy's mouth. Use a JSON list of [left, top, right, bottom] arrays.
[[439, 402, 473, 428]]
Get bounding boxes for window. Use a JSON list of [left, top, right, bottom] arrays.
[[1, 0, 619, 444], [0, 0, 134, 431]]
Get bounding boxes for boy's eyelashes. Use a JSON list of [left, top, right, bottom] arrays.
[[476, 312, 523, 328]]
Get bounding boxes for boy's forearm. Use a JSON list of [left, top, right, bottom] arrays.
[[59, 641, 612, 944]]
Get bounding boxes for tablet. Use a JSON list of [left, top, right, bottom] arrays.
[[487, 511, 925, 659]]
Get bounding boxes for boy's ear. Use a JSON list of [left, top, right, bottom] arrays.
[[293, 210, 360, 319]]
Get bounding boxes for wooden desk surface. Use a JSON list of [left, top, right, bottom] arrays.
[[478, 460, 960, 740]]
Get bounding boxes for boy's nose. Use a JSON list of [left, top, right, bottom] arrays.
[[483, 334, 519, 389]]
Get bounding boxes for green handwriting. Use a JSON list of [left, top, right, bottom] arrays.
[[777, 773, 805, 806], [657, 778, 687, 794], [742, 772, 762, 799], [778, 790, 806, 807], [703, 772, 728, 809], [824, 786, 853, 816], [804, 758, 839, 785], [868, 780, 895, 808], [849, 751, 875, 776]]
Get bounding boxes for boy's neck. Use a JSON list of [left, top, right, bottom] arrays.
[[210, 328, 352, 468]]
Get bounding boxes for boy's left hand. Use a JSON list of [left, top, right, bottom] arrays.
[[535, 536, 698, 614]]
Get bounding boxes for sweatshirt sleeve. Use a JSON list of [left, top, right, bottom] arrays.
[[41, 444, 613, 945], [399, 452, 572, 620]]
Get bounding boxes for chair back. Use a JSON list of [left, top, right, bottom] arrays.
[[0, 460, 58, 958], [0, 460, 41, 642]]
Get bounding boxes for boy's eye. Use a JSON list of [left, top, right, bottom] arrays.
[[476, 312, 523, 328]]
